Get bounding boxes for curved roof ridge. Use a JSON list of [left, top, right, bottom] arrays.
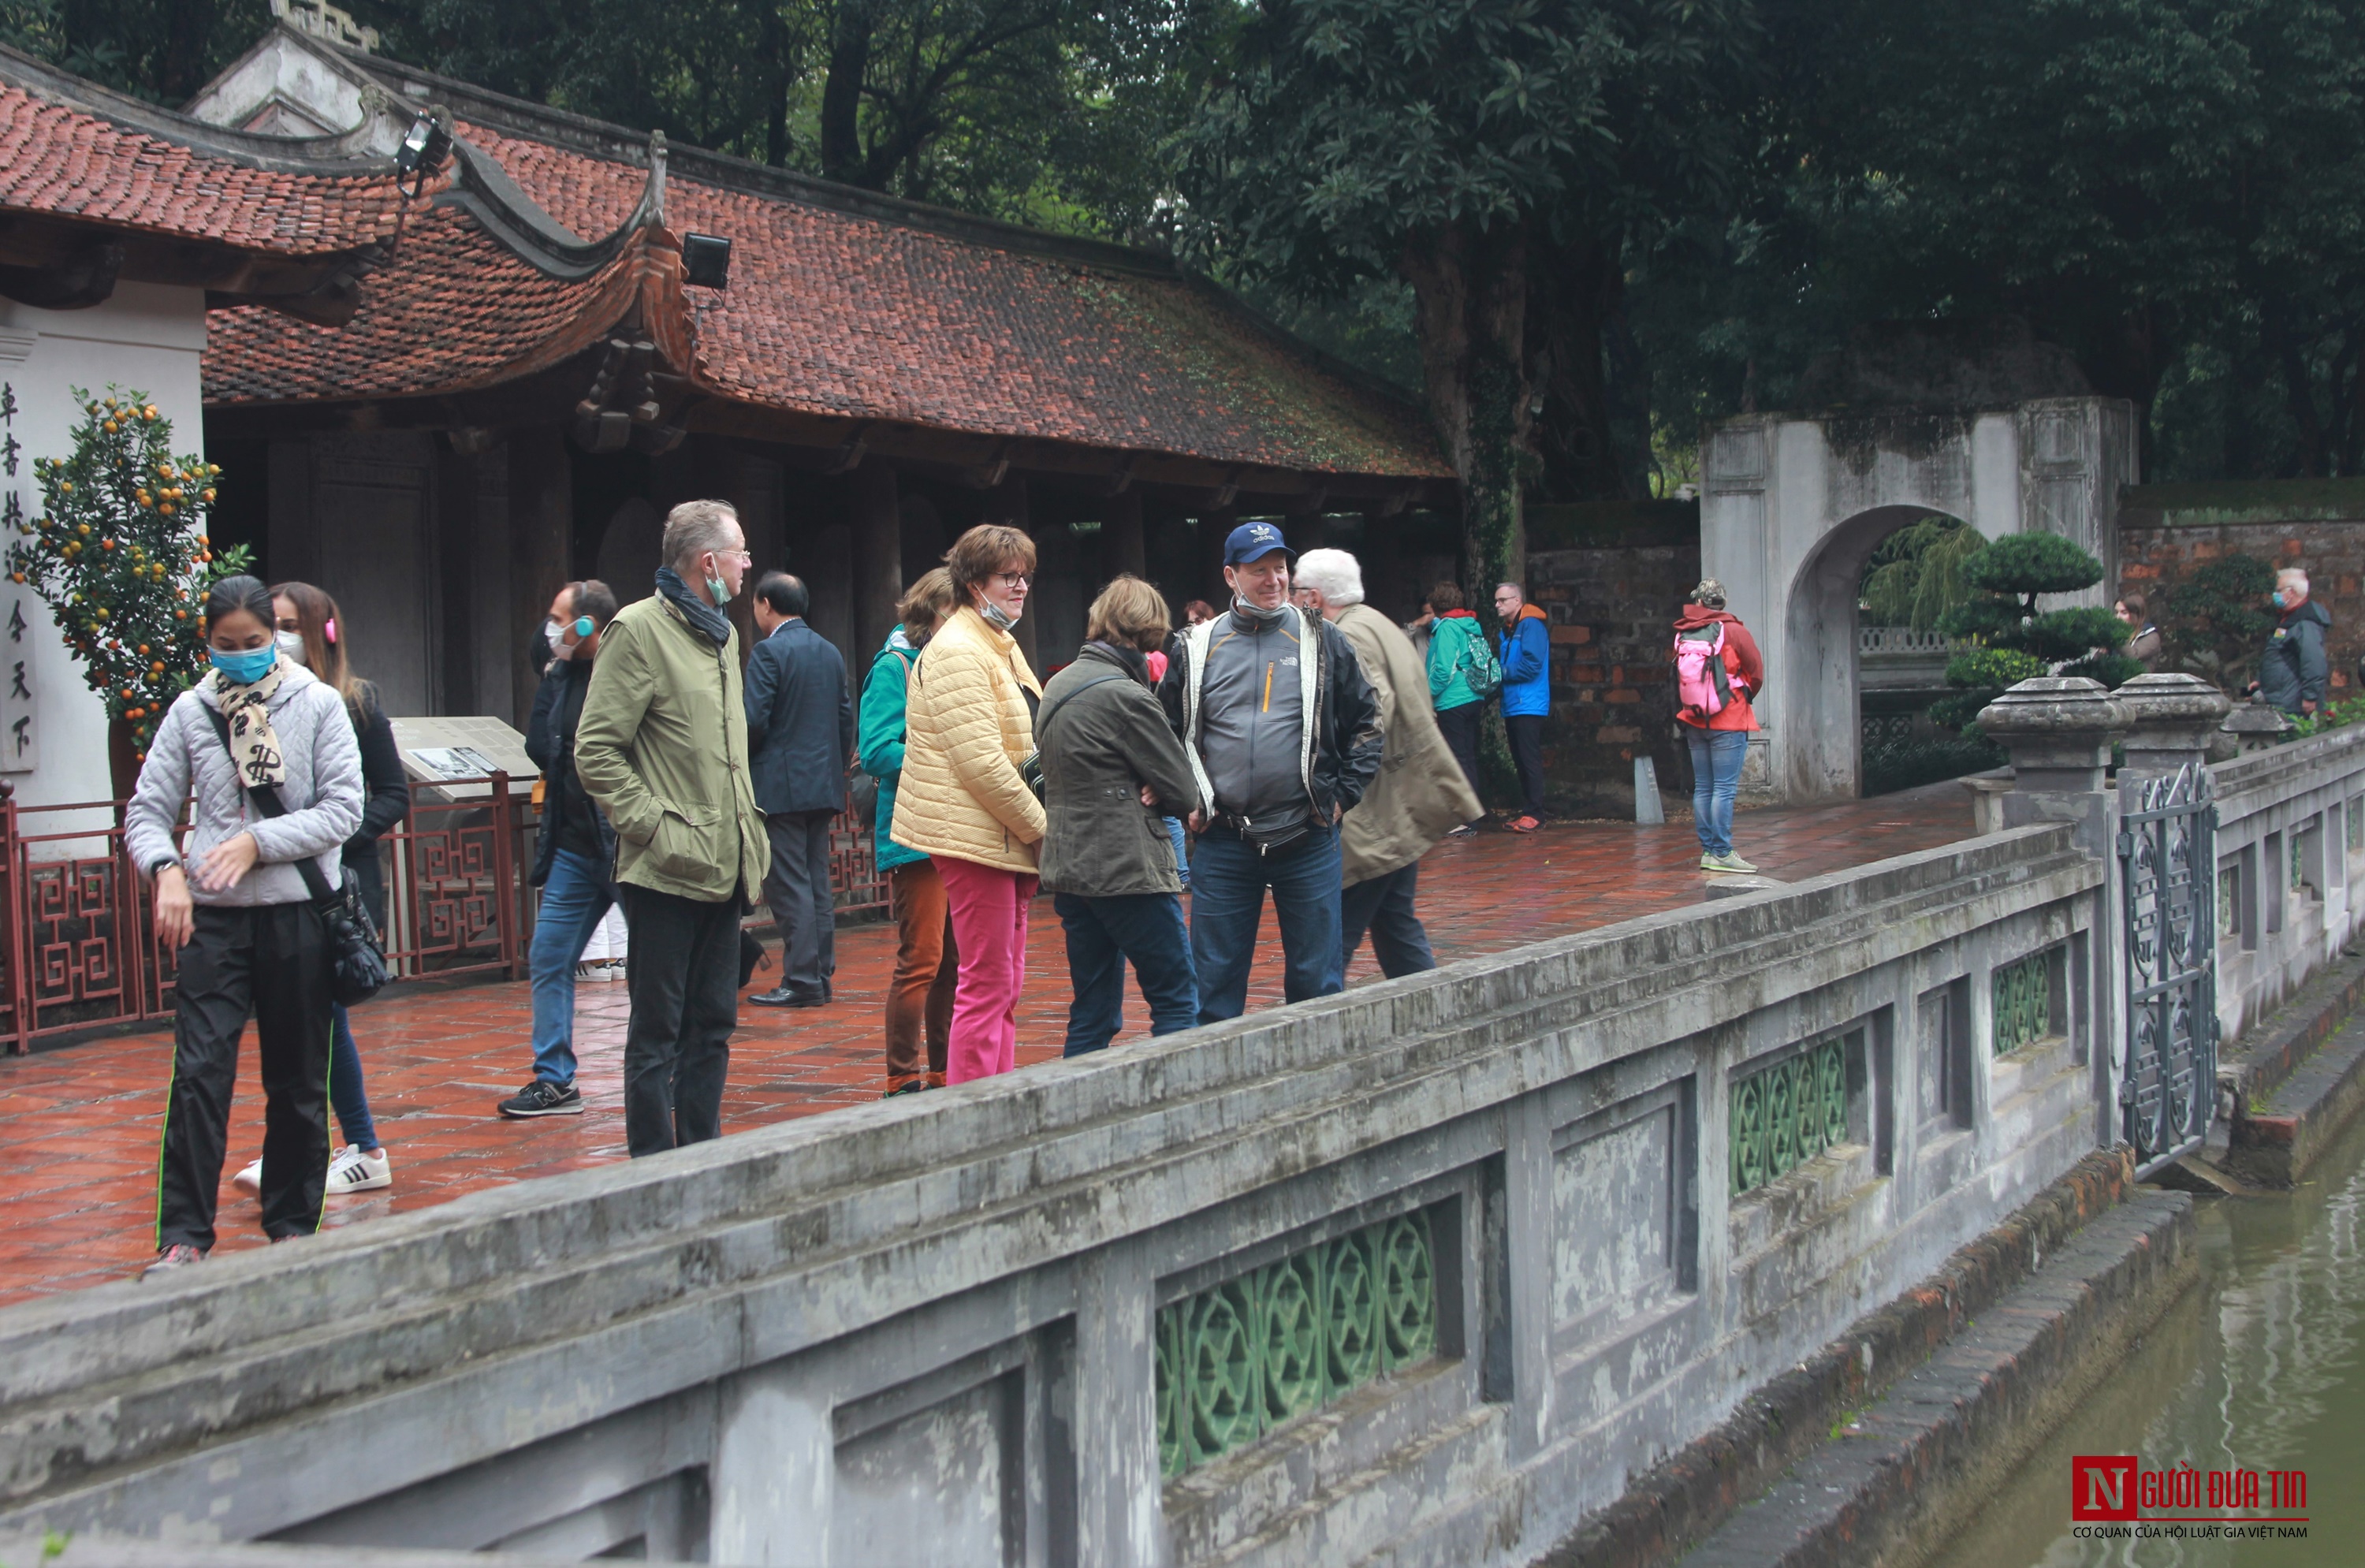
[[438, 128, 668, 283]]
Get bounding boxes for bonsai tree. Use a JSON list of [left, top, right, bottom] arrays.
[[1931, 532, 2133, 732], [2159, 554, 2276, 693], [8, 386, 250, 769]]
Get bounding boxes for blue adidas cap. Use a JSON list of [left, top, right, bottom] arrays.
[[1223, 520, 1292, 566]]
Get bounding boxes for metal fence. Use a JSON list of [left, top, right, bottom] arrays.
[[0, 777, 886, 1056]]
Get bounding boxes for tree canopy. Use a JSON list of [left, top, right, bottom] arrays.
[[15, 0, 2365, 512]]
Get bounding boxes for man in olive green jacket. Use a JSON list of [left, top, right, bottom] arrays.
[[576, 500, 769, 1156]]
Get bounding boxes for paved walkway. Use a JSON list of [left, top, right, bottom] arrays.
[[0, 788, 1973, 1304]]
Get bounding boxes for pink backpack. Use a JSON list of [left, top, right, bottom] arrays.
[[1674, 622, 1732, 716]]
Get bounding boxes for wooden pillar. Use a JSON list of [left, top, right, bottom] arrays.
[[981, 475, 1036, 671], [434, 441, 482, 717], [508, 427, 572, 724], [852, 461, 903, 660], [1201, 505, 1238, 610], [1104, 490, 1145, 579]]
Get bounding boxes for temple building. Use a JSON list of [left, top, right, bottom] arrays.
[[182, 19, 1454, 728]]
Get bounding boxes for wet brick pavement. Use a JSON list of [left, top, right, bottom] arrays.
[[0, 787, 1972, 1304]]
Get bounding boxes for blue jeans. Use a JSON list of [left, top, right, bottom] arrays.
[[1340, 862, 1436, 979], [1687, 726, 1749, 857], [328, 1004, 377, 1151], [1054, 891, 1198, 1056], [1164, 817, 1190, 888], [530, 847, 616, 1086], [1189, 820, 1343, 1024]]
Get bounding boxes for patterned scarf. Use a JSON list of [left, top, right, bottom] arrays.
[[209, 660, 288, 788]]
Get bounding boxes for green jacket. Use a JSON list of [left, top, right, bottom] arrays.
[[1427, 613, 1484, 711], [575, 593, 769, 903], [858, 629, 926, 873]]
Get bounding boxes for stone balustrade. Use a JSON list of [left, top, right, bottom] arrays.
[[0, 827, 2109, 1567]]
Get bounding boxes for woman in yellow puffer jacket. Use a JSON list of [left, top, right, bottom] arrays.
[[890, 523, 1046, 1082]]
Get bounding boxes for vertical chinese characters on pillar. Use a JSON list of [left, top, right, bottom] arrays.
[[0, 383, 34, 773]]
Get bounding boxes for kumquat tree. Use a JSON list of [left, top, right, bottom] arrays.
[[6, 386, 250, 762]]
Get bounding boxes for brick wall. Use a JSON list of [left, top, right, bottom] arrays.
[[1524, 501, 1701, 811], [2119, 481, 2365, 702]]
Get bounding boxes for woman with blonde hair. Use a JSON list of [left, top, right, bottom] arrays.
[[861, 567, 962, 1095], [889, 526, 1045, 1083]]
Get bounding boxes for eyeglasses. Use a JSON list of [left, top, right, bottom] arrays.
[[992, 572, 1034, 588], [710, 549, 753, 565]]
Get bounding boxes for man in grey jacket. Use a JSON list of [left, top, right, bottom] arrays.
[[1160, 522, 1384, 1022], [1037, 576, 1202, 1054]]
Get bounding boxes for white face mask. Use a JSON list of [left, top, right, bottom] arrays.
[[544, 618, 568, 647], [274, 628, 309, 667]]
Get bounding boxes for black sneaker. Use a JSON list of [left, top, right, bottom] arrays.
[[497, 1079, 583, 1118], [142, 1242, 205, 1279]]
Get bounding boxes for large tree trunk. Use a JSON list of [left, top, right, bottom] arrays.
[[1525, 237, 1642, 502], [1401, 220, 1532, 595], [821, 2, 877, 186]]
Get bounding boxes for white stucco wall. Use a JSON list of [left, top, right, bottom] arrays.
[[0, 283, 209, 816]]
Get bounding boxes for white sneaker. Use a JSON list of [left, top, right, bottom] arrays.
[[326, 1144, 393, 1194], [232, 1156, 263, 1195]]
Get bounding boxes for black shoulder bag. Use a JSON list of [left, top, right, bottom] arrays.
[[207, 706, 390, 1007]]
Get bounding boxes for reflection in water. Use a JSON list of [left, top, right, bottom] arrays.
[[1921, 1112, 2365, 1567]]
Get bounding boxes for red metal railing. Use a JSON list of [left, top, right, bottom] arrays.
[[0, 777, 887, 1055]]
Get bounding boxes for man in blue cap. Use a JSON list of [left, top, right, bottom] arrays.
[[1160, 520, 1384, 1021]]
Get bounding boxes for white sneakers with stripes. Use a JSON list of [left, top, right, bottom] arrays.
[[231, 1144, 393, 1197]]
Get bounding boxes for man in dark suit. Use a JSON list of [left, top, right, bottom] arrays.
[[745, 572, 854, 1007]]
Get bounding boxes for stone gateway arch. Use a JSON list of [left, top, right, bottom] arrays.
[[1700, 397, 2139, 803]]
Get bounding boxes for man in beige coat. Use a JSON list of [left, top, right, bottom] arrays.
[[1295, 549, 1482, 977], [576, 499, 769, 1156]]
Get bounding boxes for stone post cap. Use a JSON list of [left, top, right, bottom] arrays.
[[2118, 672, 2233, 765], [2221, 699, 2293, 738], [1978, 676, 2129, 784]]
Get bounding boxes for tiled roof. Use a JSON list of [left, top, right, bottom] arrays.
[[205, 115, 1448, 480], [203, 200, 650, 403], [0, 73, 407, 255]]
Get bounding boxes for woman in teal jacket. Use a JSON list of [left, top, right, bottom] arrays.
[[859, 568, 959, 1095], [1422, 582, 1488, 836]]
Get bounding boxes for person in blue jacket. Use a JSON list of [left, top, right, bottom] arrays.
[[1493, 582, 1552, 832]]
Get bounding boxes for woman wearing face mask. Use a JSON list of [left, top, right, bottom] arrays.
[[125, 575, 365, 1276], [217, 583, 408, 1201], [888, 525, 1046, 1083]]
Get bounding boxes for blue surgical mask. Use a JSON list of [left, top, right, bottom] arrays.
[[211, 646, 277, 685], [704, 555, 733, 608], [2274, 590, 2289, 609]]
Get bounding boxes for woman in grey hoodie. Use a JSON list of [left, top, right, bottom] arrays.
[[125, 575, 365, 1277]]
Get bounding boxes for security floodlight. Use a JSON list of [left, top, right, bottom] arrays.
[[683, 233, 732, 289], [396, 113, 453, 195]]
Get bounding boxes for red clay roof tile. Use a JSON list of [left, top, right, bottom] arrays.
[[0, 79, 406, 253], [203, 117, 1447, 480]]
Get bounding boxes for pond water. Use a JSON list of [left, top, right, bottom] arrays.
[[1918, 1111, 2365, 1567]]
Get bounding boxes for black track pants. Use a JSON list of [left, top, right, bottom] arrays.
[[155, 902, 335, 1250]]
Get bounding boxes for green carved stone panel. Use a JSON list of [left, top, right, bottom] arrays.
[[1154, 1210, 1439, 1480], [1729, 1033, 1853, 1198], [1991, 949, 2054, 1055]]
